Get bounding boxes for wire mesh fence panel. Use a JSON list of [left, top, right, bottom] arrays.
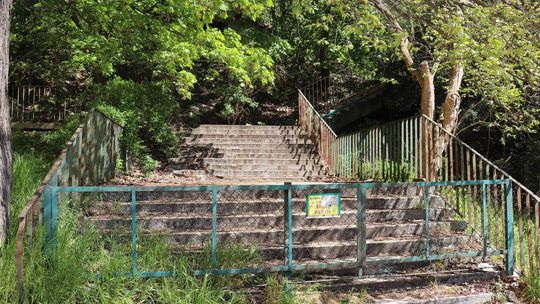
[[426, 183, 508, 261], [291, 185, 359, 267], [44, 181, 511, 280], [366, 184, 428, 259], [134, 190, 213, 272], [216, 189, 285, 269], [57, 191, 134, 275]]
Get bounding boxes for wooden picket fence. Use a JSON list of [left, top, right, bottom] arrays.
[[8, 85, 79, 123]]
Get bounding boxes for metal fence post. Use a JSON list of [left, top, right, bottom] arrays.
[[130, 189, 138, 275], [211, 190, 218, 271], [43, 186, 52, 257], [505, 180, 514, 276], [357, 185, 367, 276], [284, 182, 293, 276], [482, 183, 488, 258], [424, 183, 430, 259]]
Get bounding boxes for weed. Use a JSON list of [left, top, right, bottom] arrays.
[[520, 274, 540, 303], [261, 275, 296, 304]]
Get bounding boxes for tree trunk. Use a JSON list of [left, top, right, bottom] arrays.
[[429, 63, 464, 179], [419, 61, 436, 119], [0, 0, 13, 247]]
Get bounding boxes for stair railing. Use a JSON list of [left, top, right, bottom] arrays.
[[298, 74, 362, 115], [298, 89, 337, 171]]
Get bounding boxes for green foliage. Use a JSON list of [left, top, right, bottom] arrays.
[[10, 0, 274, 96], [92, 79, 179, 170], [13, 116, 81, 161], [372, 0, 540, 136], [7, 153, 50, 240]]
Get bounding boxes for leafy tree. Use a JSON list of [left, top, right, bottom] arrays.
[[10, 0, 275, 104], [10, 0, 276, 167], [369, 0, 540, 178]]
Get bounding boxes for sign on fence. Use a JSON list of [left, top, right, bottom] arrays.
[[306, 193, 341, 218]]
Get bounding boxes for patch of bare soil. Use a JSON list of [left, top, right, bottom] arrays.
[[109, 168, 337, 186]]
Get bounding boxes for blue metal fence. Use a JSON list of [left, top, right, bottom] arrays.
[[42, 180, 514, 279]]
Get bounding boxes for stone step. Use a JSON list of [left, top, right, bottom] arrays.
[[87, 196, 445, 216], [367, 184, 429, 196], [88, 209, 452, 231], [186, 133, 308, 140], [125, 221, 466, 246], [211, 169, 327, 178], [190, 125, 301, 130], [208, 164, 326, 171], [195, 142, 315, 150], [204, 153, 320, 160], [169, 236, 472, 260], [186, 128, 306, 136], [179, 147, 316, 155], [185, 138, 313, 145], [203, 158, 323, 165], [321, 268, 499, 294], [88, 188, 442, 203]]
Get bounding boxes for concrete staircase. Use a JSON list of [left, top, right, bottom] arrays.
[[171, 125, 327, 181], [86, 186, 478, 272]]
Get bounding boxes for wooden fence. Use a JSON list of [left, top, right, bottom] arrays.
[[298, 82, 540, 276], [16, 109, 122, 303], [8, 85, 78, 123]]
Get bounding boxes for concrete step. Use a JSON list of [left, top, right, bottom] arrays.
[[211, 169, 327, 178], [125, 221, 465, 246], [367, 184, 429, 196], [179, 147, 317, 155], [203, 158, 322, 165], [189, 125, 301, 130], [186, 138, 313, 145], [203, 153, 320, 160], [185, 133, 308, 140], [172, 236, 472, 260], [186, 128, 306, 136], [320, 268, 499, 293], [88, 209, 452, 231], [208, 164, 325, 171], [87, 196, 445, 216]]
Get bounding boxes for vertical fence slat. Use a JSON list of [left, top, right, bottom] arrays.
[[526, 194, 534, 273], [535, 200, 540, 272], [517, 187, 525, 272]]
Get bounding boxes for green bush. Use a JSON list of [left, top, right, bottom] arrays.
[[13, 115, 81, 161], [89, 78, 179, 171]]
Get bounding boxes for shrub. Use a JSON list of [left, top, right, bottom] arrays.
[[88, 78, 179, 171]]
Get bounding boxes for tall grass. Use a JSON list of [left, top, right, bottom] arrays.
[[1, 187, 252, 303], [0, 152, 50, 303]]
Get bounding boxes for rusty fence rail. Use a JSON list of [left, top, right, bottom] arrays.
[[16, 109, 122, 302]]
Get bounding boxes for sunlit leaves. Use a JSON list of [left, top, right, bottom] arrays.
[[10, 0, 274, 99]]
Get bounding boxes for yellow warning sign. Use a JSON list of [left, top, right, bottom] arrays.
[[306, 193, 341, 218]]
